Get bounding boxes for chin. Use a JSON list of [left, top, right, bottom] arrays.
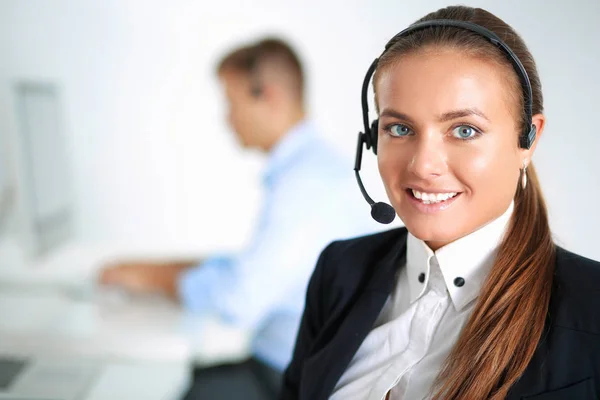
[[408, 225, 458, 244], [400, 215, 464, 246]]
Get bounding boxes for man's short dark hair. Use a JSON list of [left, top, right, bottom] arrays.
[[217, 37, 304, 103]]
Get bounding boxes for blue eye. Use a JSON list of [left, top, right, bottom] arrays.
[[389, 124, 412, 137], [452, 125, 479, 139]]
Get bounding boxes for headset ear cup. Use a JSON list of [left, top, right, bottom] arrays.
[[370, 119, 379, 155], [521, 124, 537, 149]]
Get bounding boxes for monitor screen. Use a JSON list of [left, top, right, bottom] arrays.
[[0, 157, 6, 231], [14, 82, 73, 257]]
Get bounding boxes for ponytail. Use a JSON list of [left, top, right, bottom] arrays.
[[433, 164, 555, 399]]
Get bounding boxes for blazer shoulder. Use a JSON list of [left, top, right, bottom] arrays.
[[317, 227, 408, 291], [555, 246, 600, 290], [551, 246, 600, 335]]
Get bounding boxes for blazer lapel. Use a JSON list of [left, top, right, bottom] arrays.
[[302, 229, 408, 400]]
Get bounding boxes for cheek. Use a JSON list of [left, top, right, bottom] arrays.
[[377, 141, 409, 187], [239, 104, 261, 126], [231, 107, 254, 131], [456, 152, 494, 188], [452, 144, 519, 201]]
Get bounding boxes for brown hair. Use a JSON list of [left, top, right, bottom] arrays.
[[374, 6, 555, 399], [216, 37, 304, 103]]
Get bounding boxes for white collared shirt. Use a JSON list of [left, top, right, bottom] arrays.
[[330, 203, 514, 400]]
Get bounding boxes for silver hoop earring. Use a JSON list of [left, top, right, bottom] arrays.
[[521, 164, 528, 190]]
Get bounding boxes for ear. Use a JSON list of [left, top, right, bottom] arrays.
[[520, 113, 546, 167]]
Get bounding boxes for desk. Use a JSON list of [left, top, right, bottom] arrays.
[[0, 239, 253, 399]]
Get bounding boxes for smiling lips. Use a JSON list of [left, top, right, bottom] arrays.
[[410, 189, 459, 205]]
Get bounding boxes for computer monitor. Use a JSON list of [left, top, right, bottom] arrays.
[[13, 82, 73, 258], [0, 133, 11, 234]]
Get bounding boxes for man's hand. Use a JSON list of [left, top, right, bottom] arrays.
[[98, 260, 197, 299]]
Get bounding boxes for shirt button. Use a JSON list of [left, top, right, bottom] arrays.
[[454, 277, 465, 287], [418, 273, 425, 283]]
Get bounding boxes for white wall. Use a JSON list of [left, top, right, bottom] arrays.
[[0, 0, 598, 259]]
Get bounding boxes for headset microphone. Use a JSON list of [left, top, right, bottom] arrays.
[[354, 57, 396, 225], [354, 131, 396, 224]]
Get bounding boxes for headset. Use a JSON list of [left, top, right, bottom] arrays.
[[354, 19, 537, 224]]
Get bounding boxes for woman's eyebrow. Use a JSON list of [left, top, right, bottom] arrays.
[[437, 108, 491, 122], [379, 107, 490, 124], [379, 109, 416, 124]]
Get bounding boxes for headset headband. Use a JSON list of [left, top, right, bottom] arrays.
[[361, 19, 536, 149]]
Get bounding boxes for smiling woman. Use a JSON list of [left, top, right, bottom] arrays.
[[375, 46, 529, 248], [280, 5, 600, 400]]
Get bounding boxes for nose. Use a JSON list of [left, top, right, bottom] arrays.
[[407, 133, 447, 179]]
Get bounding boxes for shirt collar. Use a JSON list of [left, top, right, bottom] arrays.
[[406, 201, 514, 311], [263, 119, 316, 187]]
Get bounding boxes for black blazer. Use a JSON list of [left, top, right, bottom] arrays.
[[280, 227, 600, 400]]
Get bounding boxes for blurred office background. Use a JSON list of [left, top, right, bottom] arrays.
[[1, 0, 599, 260], [0, 0, 598, 398]]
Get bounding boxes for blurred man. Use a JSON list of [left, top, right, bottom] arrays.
[[100, 38, 380, 399]]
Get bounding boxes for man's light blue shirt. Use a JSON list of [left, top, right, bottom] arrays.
[[178, 120, 381, 371]]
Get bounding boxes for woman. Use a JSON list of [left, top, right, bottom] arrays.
[[281, 5, 600, 400]]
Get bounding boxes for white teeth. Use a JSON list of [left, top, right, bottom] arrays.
[[411, 189, 458, 204]]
